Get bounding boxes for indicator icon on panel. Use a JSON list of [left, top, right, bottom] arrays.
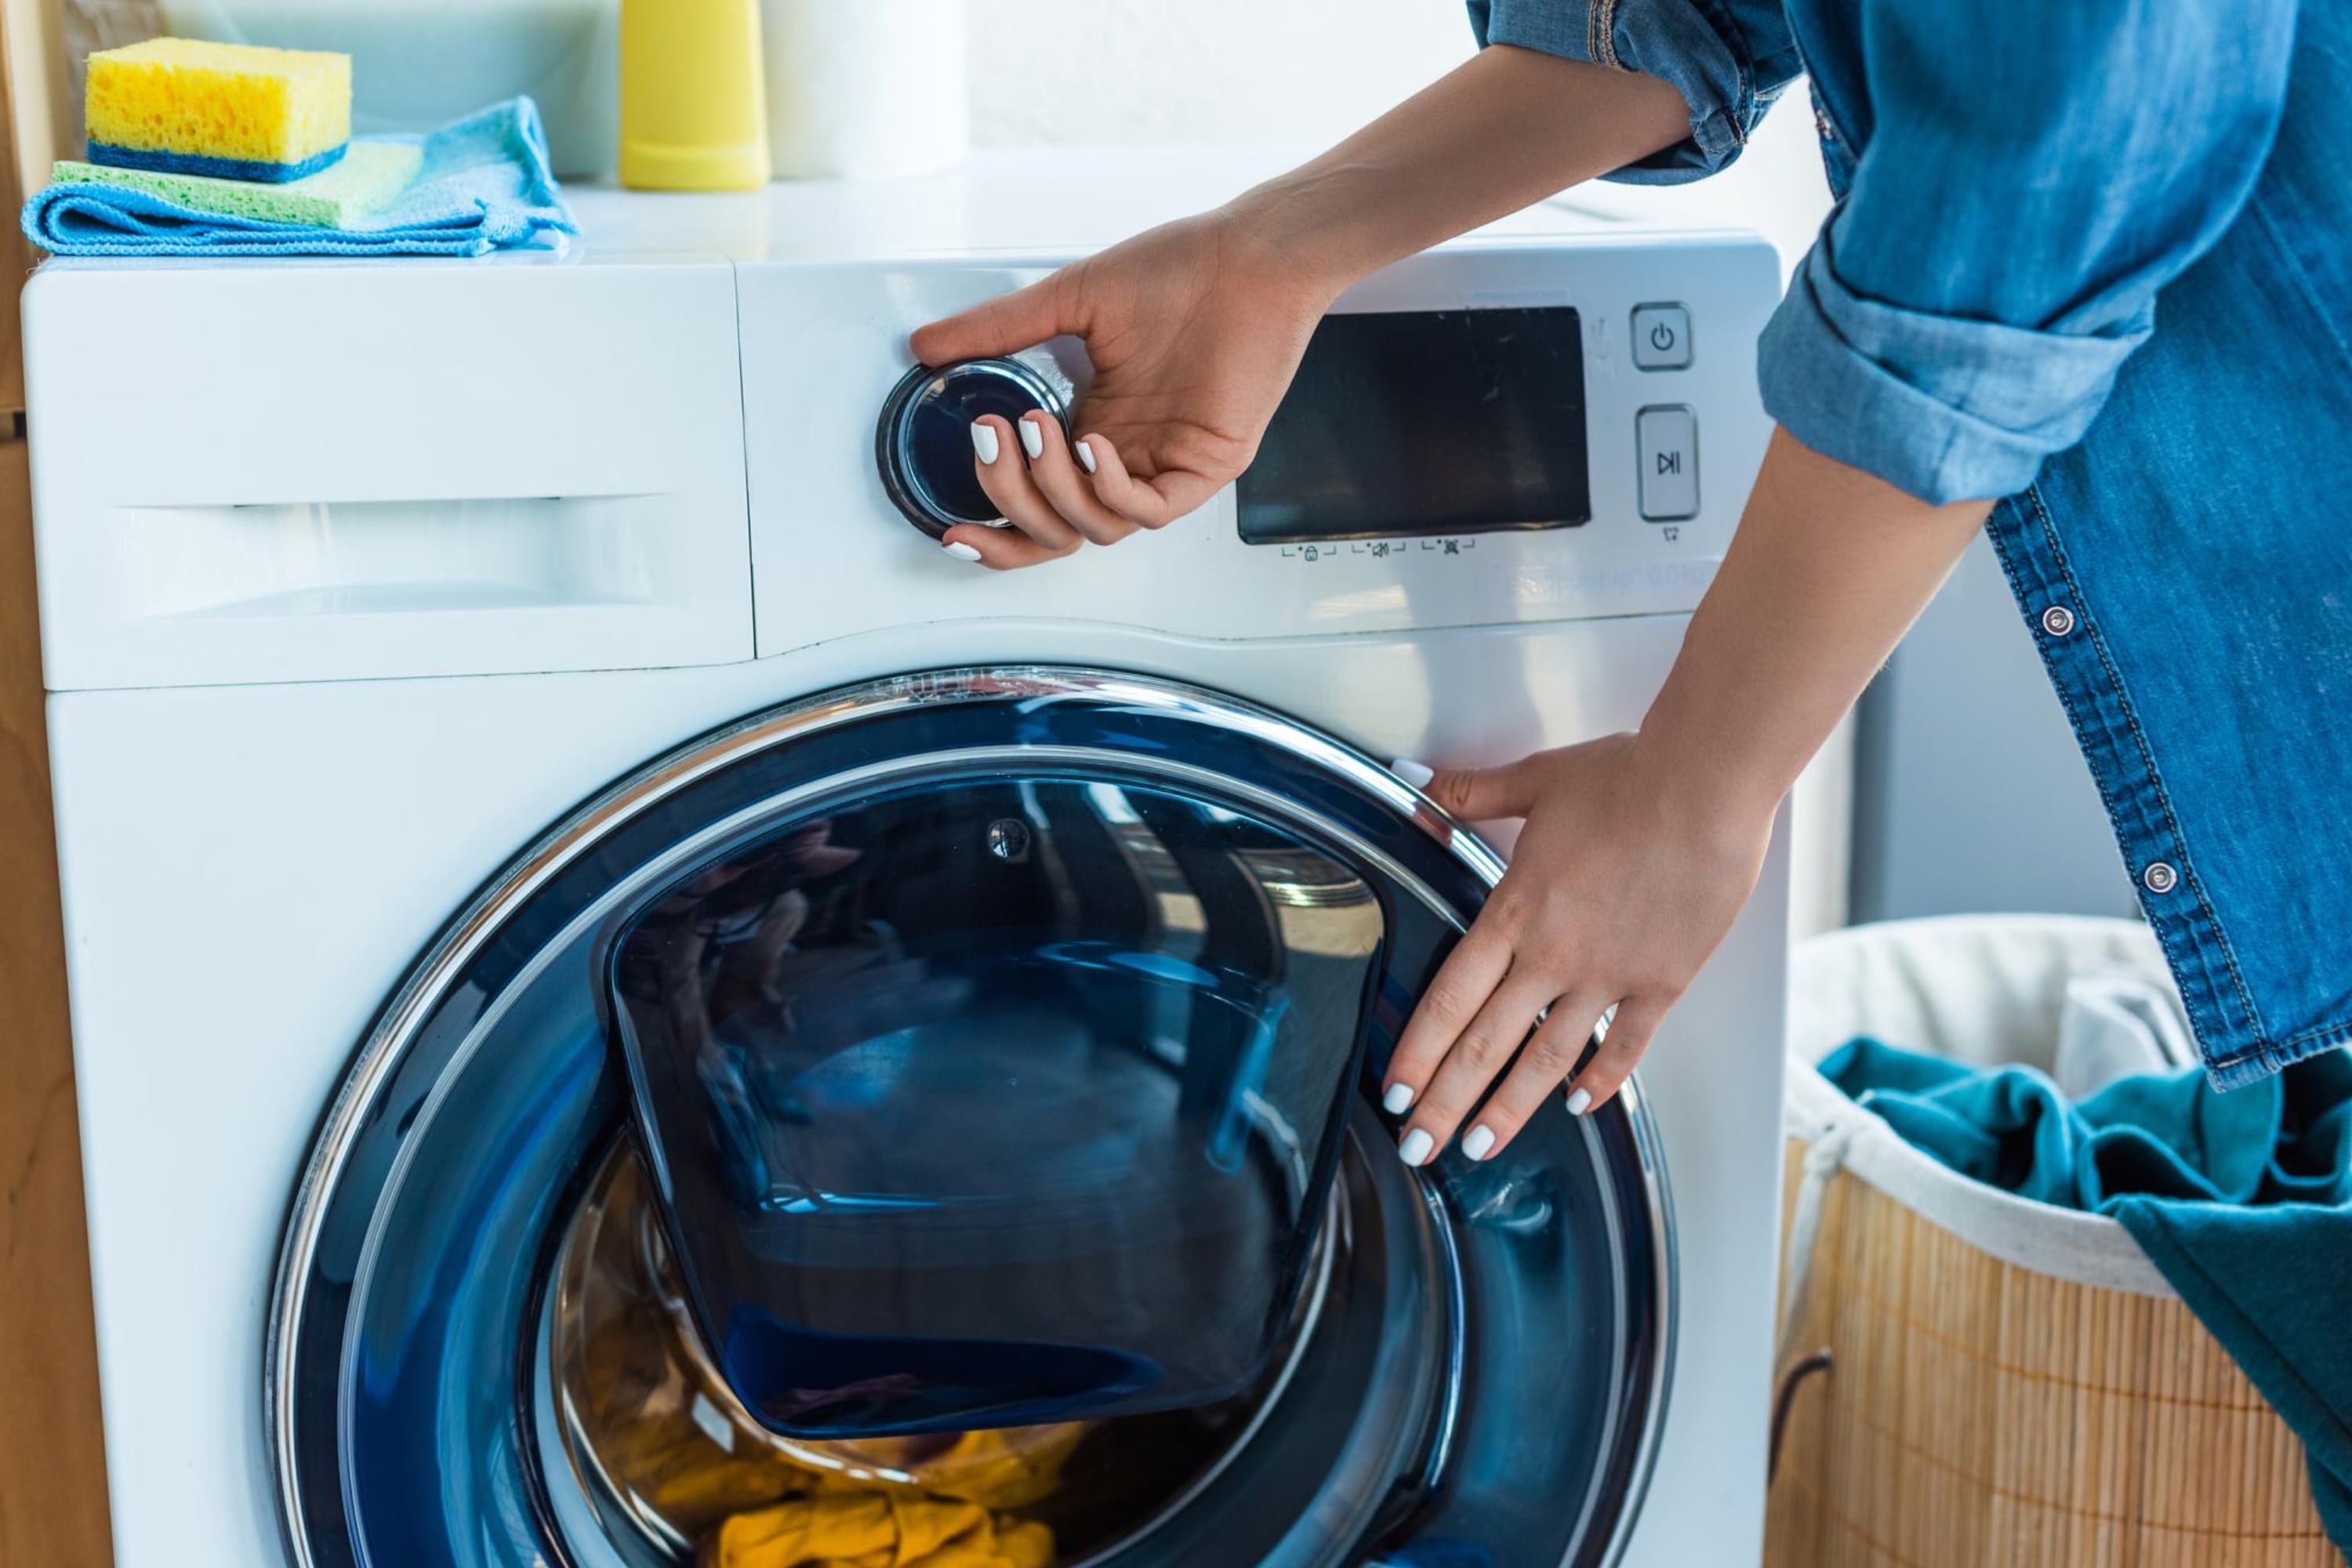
[[1630, 304, 1693, 371], [1636, 406, 1700, 521]]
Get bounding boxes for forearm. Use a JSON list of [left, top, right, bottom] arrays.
[[1223, 44, 1690, 289], [1642, 428, 1993, 826]]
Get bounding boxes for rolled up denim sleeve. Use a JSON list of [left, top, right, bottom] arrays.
[[1758, 0, 2299, 503], [1466, 0, 1802, 183]]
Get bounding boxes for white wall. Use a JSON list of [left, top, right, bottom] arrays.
[[971, 0, 1832, 276], [971, 0, 1475, 153]]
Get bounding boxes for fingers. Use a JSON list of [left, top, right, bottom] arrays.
[[938, 521, 1072, 571], [968, 416, 1082, 553], [946, 413, 1148, 569], [1381, 927, 1512, 1130], [1456, 992, 1610, 1161], [1018, 416, 1141, 547], [1382, 985, 1666, 1167], [1075, 432, 1225, 530], [1563, 994, 1668, 1116], [1393, 971, 1568, 1163], [910, 273, 1069, 367], [1418, 757, 1543, 822]]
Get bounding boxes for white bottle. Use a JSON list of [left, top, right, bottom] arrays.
[[760, 0, 969, 180]]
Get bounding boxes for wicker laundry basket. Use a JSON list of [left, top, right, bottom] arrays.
[[1764, 916, 2336, 1568]]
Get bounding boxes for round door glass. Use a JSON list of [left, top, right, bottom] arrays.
[[606, 777, 1386, 1440]]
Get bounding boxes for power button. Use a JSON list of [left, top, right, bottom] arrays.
[[1631, 304, 1692, 371]]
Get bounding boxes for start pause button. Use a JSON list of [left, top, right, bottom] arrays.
[[1637, 405, 1699, 521]]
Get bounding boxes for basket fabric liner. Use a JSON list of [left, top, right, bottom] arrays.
[[1784, 916, 2352, 1559]]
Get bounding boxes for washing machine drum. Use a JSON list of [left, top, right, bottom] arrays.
[[270, 670, 1673, 1568]]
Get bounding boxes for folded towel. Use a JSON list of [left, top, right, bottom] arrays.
[[23, 98, 575, 259], [50, 142, 423, 230], [1821, 1036, 2352, 1559]]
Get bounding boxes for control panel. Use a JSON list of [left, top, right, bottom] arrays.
[[742, 233, 1781, 656]]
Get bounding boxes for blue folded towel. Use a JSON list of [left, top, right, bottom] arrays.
[[1822, 1037, 2352, 1560], [22, 97, 575, 259]]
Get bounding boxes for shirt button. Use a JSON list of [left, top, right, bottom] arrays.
[[2042, 604, 2077, 637], [2143, 862, 2180, 895]]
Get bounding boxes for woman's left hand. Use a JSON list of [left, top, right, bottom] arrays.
[[1382, 732, 1776, 1166]]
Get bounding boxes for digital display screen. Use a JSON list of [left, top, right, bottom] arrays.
[[1238, 307, 1589, 545]]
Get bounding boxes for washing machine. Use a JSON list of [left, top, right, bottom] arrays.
[[23, 153, 1790, 1568]]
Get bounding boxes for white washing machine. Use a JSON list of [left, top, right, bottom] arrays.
[[24, 154, 1789, 1568]]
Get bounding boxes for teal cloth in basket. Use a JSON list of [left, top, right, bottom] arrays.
[[1822, 1038, 2352, 1560], [21, 98, 574, 259]]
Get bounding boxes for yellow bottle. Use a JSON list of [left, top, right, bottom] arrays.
[[619, 0, 771, 191]]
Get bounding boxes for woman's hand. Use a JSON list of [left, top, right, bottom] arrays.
[[1381, 733, 1776, 1165], [1378, 430, 1995, 1167], [907, 207, 1337, 569], [904, 44, 1693, 570]]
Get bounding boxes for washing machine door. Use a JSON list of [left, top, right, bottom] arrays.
[[604, 762, 1406, 1442], [269, 669, 1673, 1568]]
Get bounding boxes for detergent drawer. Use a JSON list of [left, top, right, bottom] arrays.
[[22, 260, 753, 689]]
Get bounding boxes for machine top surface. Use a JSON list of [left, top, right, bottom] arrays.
[[35, 149, 1739, 275]]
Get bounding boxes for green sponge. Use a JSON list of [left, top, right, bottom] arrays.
[[51, 140, 422, 228]]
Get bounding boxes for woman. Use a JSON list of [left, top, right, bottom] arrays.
[[912, 0, 2351, 1167]]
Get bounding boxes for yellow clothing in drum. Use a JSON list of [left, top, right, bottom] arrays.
[[706, 1493, 1055, 1568]]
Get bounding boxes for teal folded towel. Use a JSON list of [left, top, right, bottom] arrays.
[[21, 97, 574, 259], [1820, 1037, 2352, 1560]]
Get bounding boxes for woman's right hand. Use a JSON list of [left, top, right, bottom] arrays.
[[907, 205, 1338, 568]]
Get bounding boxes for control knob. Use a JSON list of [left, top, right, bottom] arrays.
[[875, 358, 1073, 539]]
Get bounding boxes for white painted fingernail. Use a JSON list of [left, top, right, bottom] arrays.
[[1381, 1083, 1414, 1116], [1462, 1123, 1497, 1161], [1018, 417, 1046, 461], [971, 422, 1000, 464], [1565, 1087, 1592, 1116], [1076, 437, 1098, 474], [1398, 1128, 1434, 1167], [942, 541, 982, 562], [1392, 759, 1435, 790]]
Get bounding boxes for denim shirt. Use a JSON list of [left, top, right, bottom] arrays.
[[1468, 0, 2352, 1084]]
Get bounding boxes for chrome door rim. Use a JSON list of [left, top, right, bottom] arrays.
[[264, 665, 1677, 1568]]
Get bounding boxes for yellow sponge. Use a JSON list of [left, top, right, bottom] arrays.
[[86, 37, 350, 183]]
